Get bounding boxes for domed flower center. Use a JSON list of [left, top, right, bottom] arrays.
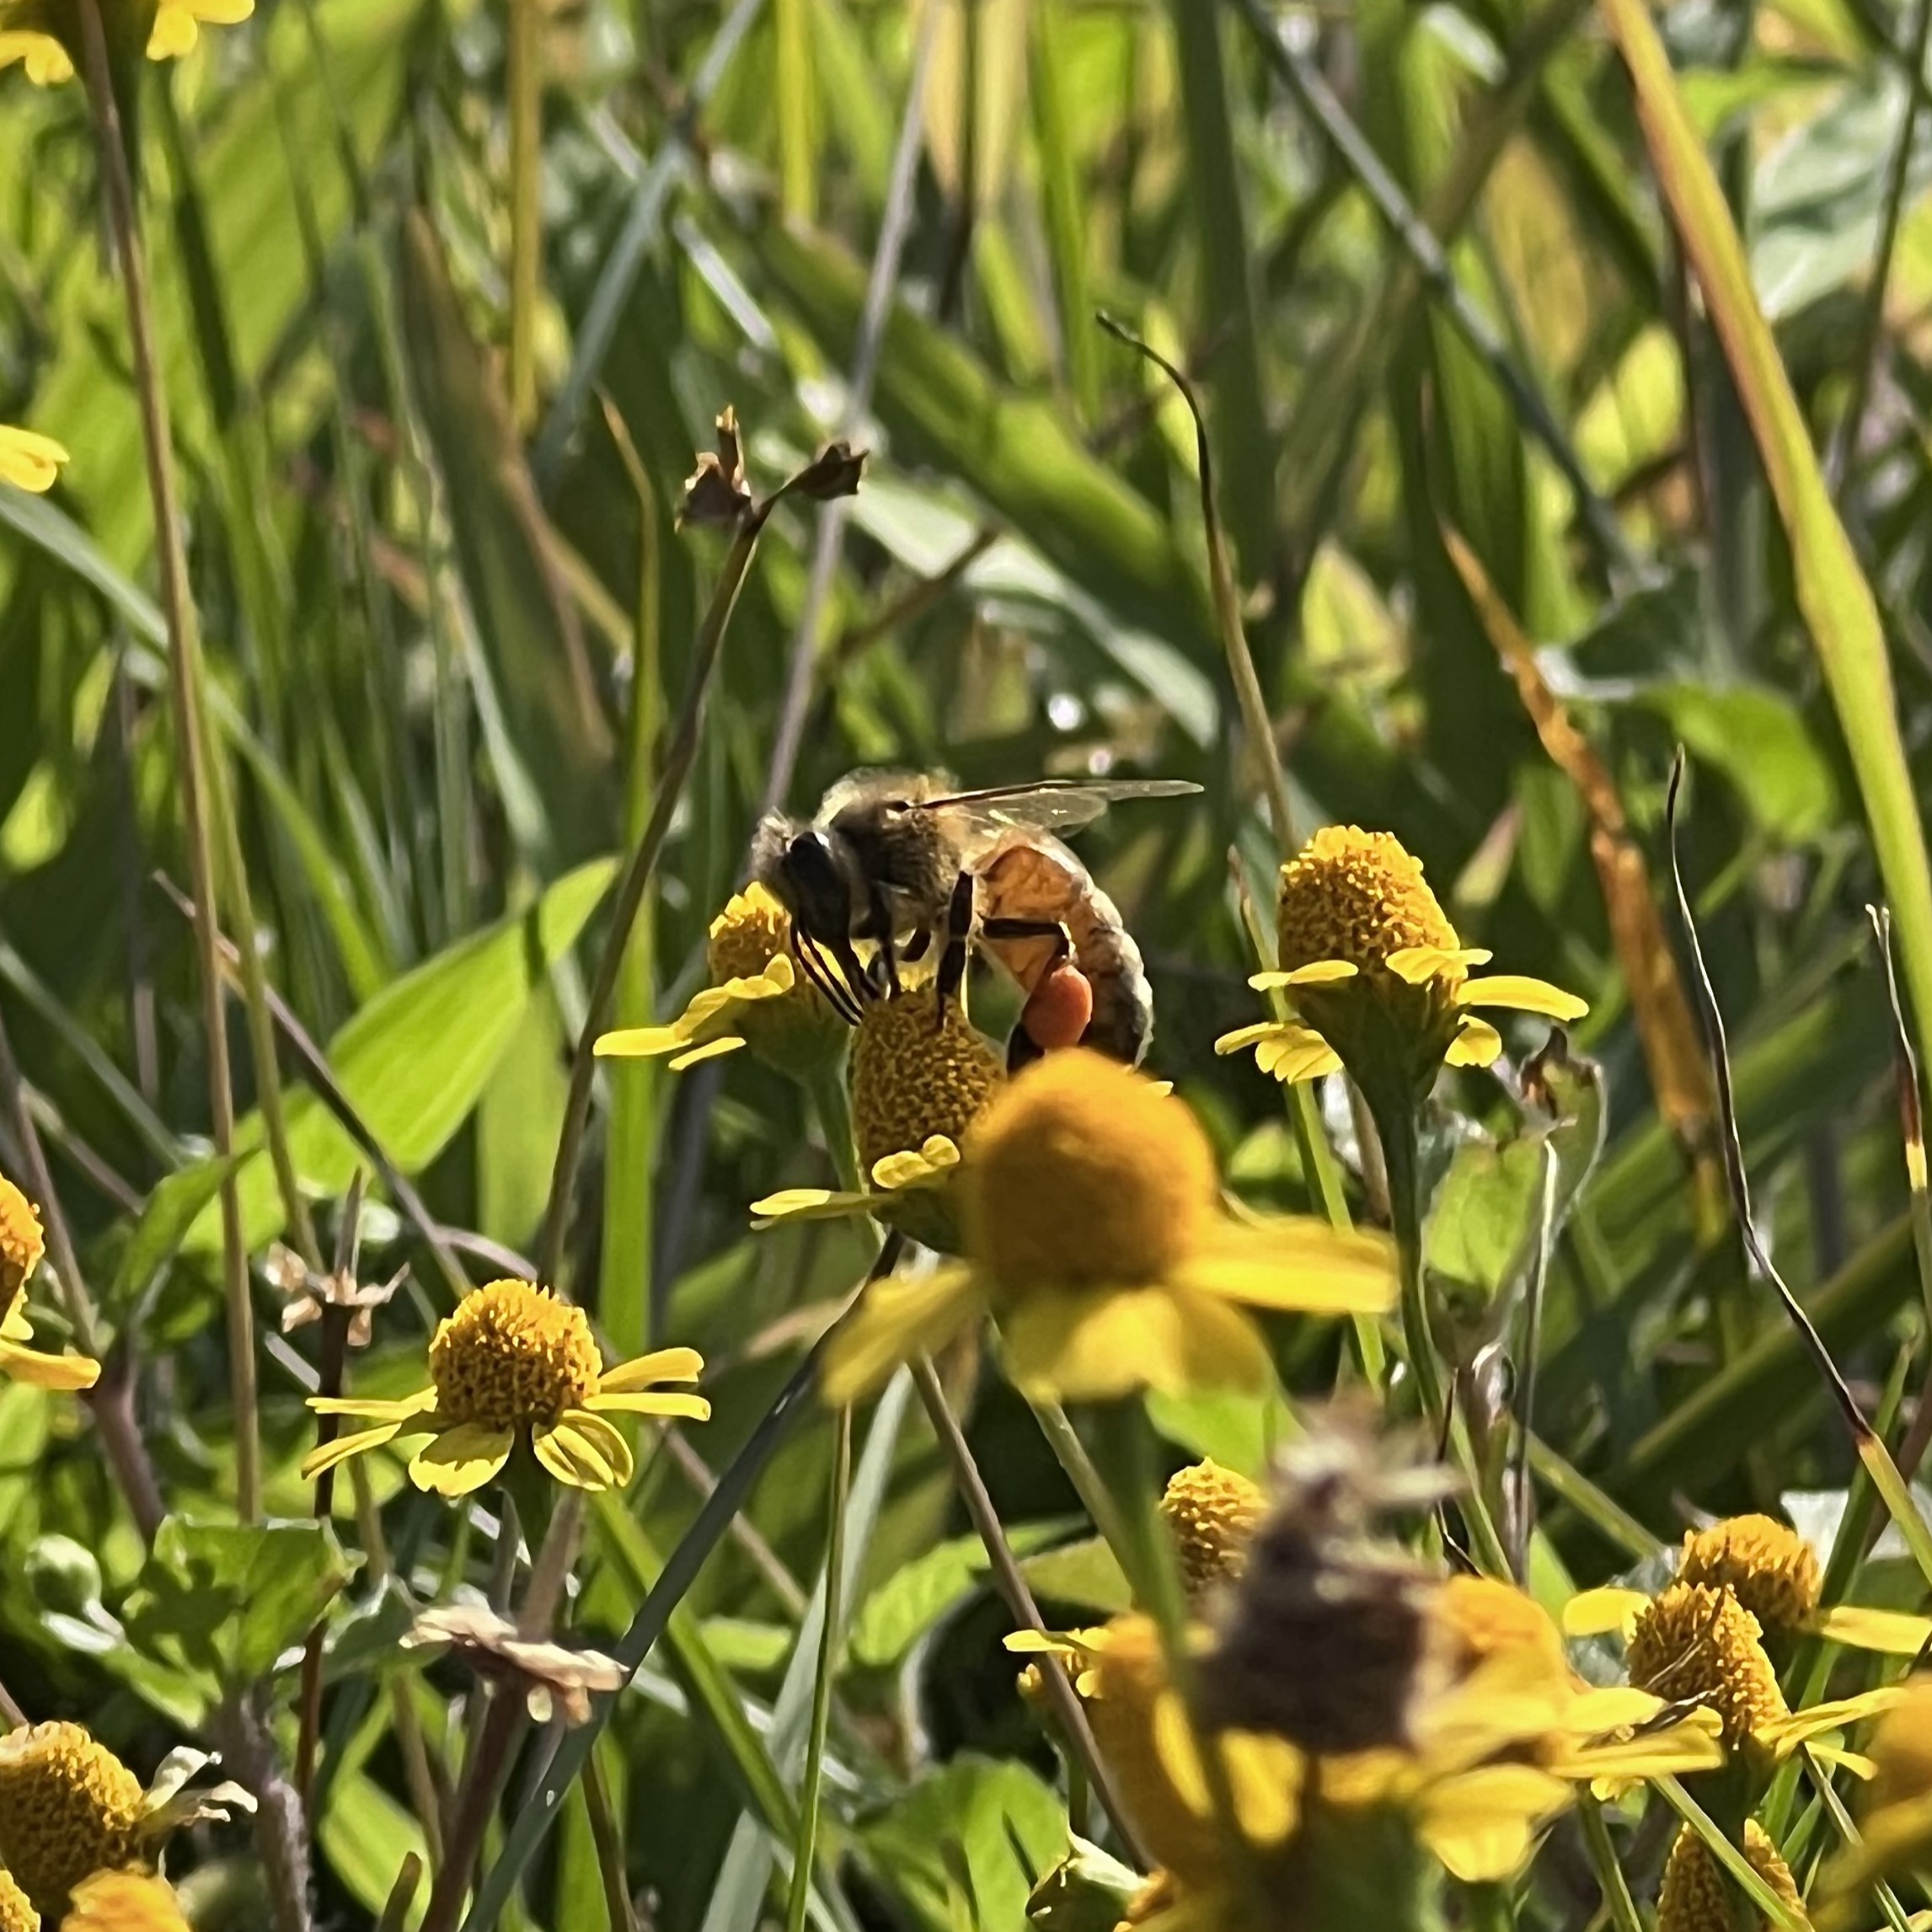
[[1676, 1516, 1821, 1637], [1276, 827, 1460, 980], [962, 1051, 1212, 1298], [707, 885, 793, 982], [1436, 1575, 1568, 1682], [428, 1282, 602, 1430], [0, 1175, 45, 1303], [0, 1870, 34, 1932], [1658, 1820, 1801, 1932], [1626, 1583, 1788, 1748], [852, 985, 1003, 1175], [0, 1722, 144, 1913], [1161, 1460, 1266, 1598]]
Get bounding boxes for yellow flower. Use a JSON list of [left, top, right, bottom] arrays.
[[0, 1870, 36, 1932], [752, 982, 1004, 1255], [0, 1177, 99, 1392], [822, 1050, 1395, 1405], [1160, 1460, 1266, 1601], [1566, 1512, 1932, 1657], [1817, 1677, 1932, 1924], [1217, 827, 1586, 1095], [0, 425, 67, 492], [1009, 1615, 1301, 1892], [0, 1726, 248, 1916], [1599, 1581, 1901, 1763], [61, 1872, 189, 1932], [302, 1279, 709, 1496], [1658, 1821, 1805, 1932], [595, 884, 846, 1078]]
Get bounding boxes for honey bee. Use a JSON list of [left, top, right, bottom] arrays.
[[749, 770, 1198, 1068]]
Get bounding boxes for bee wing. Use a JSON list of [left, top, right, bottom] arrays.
[[914, 778, 1201, 843]]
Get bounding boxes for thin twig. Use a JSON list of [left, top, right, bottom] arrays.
[[908, 1355, 1148, 1866]]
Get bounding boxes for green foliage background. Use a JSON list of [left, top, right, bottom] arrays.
[[7, 0, 1932, 1924]]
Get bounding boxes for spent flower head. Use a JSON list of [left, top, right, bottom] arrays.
[[302, 1279, 709, 1497], [595, 883, 847, 1080], [405, 1603, 625, 1726], [268, 1242, 404, 1351], [822, 1050, 1394, 1405], [1218, 826, 1586, 1102]]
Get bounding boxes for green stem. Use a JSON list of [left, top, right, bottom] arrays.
[[507, 0, 541, 427], [1375, 1086, 1448, 1443], [784, 1406, 849, 1932], [1028, 1398, 1138, 1564], [805, 1060, 863, 1195], [78, 0, 260, 1524], [1578, 1795, 1643, 1932]]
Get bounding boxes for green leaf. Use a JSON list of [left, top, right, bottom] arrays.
[[1017, 1537, 1134, 1619], [105, 1157, 242, 1325], [1426, 1135, 1548, 1314], [181, 859, 613, 1259], [847, 1521, 1068, 1671], [1644, 682, 1838, 843], [1145, 1383, 1294, 1480], [857, 1756, 1069, 1932], [122, 1517, 361, 1696]]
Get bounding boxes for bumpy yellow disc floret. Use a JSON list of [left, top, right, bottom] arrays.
[[851, 985, 1003, 1175], [0, 1175, 45, 1303], [1276, 827, 1461, 980], [707, 886, 793, 982], [1627, 1584, 1788, 1749], [428, 1282, 603, 1429], [1161, 1461, 1266, 1598], [0, 1724, 144, 1913], [0, 1870, 36, 1932], [1677, 1516, 1822, 1640], [1657, 1820, 1801, 1932], [963, 1051, 1213, 1297]]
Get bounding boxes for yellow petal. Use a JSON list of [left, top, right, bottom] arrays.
[[24, 34, 73, 80], [309, 1388, 439, 1422], [0, 425, 70, 491], [596, 1024, 695, 1059], [998, 1285, 1271, 1403], [822, 1267, 982, 1405], [1763, 1684, 1907, 1755], [1416, 1764, 1570, 1882], [1250, 960, 1360, 989], [586, 1389, 711, 1421], [188, 0, 254, 21], [1003, 1630, 1084, 1656], [750, 1185, 874, 1224], [0, 1339, 100, 1389], [146, 5, 201, 57], [1255, 1030, 1343, 1084], [300, 1421, 404, 1481], [1214, 1021, 1286, 1054], [668, 1036, 747, 1071], [1549, 1711, 1725, 1781], [598, 1346, 704, 1392], [1560, 1587, 1651, 1638], [1387, 945, 1491, 984], [1176, 1218, 1396, 1314], [871, 1141, 960, 1190], [1446, 1017, 1503, 1068], [1455, 974, 1589, 1020], [534, 1412, 635, 1490], [409, 1424, 514, 1496], [1812, 1604, 1932, 1655]]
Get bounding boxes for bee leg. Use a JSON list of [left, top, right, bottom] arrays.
[[865, 880, 901, 997], [981, 916, 1071, 966], [935, 870, 977, 1030], [902, 926, 933, 964], [792, 931, 863, 1025]]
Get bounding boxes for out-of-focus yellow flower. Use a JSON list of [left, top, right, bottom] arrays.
[[62, 1871, 189, 1932], [0, 1725, 250, 1917], [1217, 827, 1585, 1095], [1818, 1677, 1932, 1925], [0, 1176, 99, 1392], [0, 425, 68, 491], [0, 0, 250, 81], [1566, 1512, 1932, 1657], [1160, 1460, 1266, 1601], [822, 1050, 1394, 1405], [0, 1870, 37, 1932], [595, 884, 846, 1078], [752, 982, 1003, 1254], [1657, 1821, 1803, 1932], [302, 1279, 709, 1496]]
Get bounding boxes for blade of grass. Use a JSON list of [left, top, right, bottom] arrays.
[[1600, 0, 1932, 1052]]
